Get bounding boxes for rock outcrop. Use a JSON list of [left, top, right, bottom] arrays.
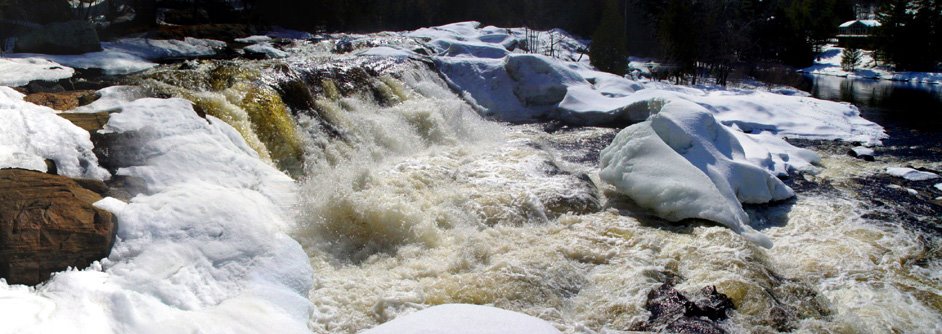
[[24, 90, 99, 111], [58, 112, 110, 132], [14, 20, 102, 55], [0, 169, 116, 286]]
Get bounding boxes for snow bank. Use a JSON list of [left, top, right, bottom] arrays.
[[4, 37, 227, 76], [803, 45, 942, 84], [0, 57, 74, 86], [363, 304, 561, 334], [600, 100, 790, 248], [108, 38, 227, 60], [0, 87, 109, 179], [690, 87, 886, 144], [235, 35, 273, 44], [0, 97, 313, 333], [422, 24, 884, 145], [886, 167, 939, 181], [5, 50, 156, 76]]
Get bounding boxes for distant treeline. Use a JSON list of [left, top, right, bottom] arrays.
[[2, 0, 938, 75]]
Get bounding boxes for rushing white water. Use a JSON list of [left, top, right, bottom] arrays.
[[279, 58, 941, 333]]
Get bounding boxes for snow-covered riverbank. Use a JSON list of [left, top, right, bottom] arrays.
[[801, 44, 942, 84]]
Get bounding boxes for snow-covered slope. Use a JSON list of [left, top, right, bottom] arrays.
[[0, 96, 312, 334]]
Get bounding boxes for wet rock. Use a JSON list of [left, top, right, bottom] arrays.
[[542, 172, 601, 216], [695, 286, 737, 321], [23, 90, 99, 111], [0, 169, 116, 286], [641, 282, 735, 333], [44, 159, 57, 175], [25, 80, 65, 94], [765, 306, 795, 332], [665, 318, 726, 334], [847, 146, 875, 161], [14, 20, 102, 55], [58, 112, 110, 132], [92, 130, 153, 175]]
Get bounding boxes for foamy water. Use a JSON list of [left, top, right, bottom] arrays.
[[123, 37, 940, 333], [279, 61, 941, 333]]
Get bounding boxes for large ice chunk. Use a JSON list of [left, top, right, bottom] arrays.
[[600, 100, 793, 248]]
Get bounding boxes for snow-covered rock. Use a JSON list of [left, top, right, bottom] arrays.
[[71, 86, 147, 114], [430, 38, 510, 59], [600, 100, 791, 248], [886, 167, 940, 181], [935, 183, 942, 192], [235, 35, 273, 44], [363, 304, 561, 334], [849, 146, 876, 161], [244, 43, 289, 59], [0, 87, 109, 180], [0, 58, 74, 87]]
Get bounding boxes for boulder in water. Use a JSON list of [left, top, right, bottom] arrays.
[[848, 146, 875, 161], [0, 169, 116, 286], [14, 21, 102, 55], [639, 282, 735, 334]]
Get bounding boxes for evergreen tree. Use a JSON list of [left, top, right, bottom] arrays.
[[590, 0, 628, 76], [841, 47, 863, 71], [875, 0, 939, 71]]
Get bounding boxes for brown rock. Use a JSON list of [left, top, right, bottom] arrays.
[[23, 90, 99, 111], [0, 169, 117, 285], [57, 112, 110, 132]]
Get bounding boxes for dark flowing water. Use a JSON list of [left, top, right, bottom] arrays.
[[804, 75, 942, 144]]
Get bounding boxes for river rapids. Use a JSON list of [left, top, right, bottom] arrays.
[[117, 30, 942, 334]]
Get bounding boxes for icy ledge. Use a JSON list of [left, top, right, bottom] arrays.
[[600, 100, 798, 248]]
